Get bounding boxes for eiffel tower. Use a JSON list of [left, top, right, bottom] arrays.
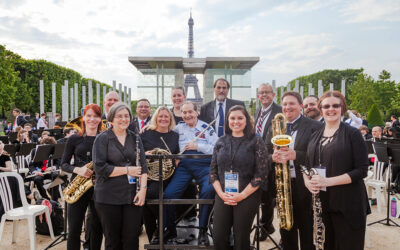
[[184, 10, 203, 106]]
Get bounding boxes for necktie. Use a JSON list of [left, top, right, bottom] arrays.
[[141, 120, 145, 129], [218, 102, 224, 137], [256, 106, 272, 135], [286, 123, 292, 135]]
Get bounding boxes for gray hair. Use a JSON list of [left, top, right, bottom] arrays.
[[108, 102, 132, 123], [181, 101, 198, 112]]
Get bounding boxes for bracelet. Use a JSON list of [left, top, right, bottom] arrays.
[[140, 186, 148, 189]]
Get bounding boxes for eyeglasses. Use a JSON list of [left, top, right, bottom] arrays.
[[115, 115, 130, 120], [258, 91, 273, 95], [321, 104, 341, 109]]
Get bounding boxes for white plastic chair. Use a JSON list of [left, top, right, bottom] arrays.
[[366, 160, 388, 213], [0, 172, 55, 250]]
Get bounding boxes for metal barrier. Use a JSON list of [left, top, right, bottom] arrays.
[[144, 154, 214, 250]]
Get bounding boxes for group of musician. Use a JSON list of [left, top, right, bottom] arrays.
[[0, 78, 371, 250]]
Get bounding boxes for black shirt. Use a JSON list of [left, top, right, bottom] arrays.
[[61, 134, 96, 179], [210, 134, 269, 192], [93, 129, 148, 205], [0, 154, 11, 170], [141, 129, 179, 154], [171, 108, 183, 124]]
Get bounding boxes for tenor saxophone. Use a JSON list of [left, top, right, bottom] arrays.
[[300, 166, 325, 250], [63, 161, 94, 204], [271, 113, 294, 230]]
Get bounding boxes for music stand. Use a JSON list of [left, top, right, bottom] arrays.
[[17, 143, 36, 156], [8, 132, 18, 143], [368, 142, 400, 227], [4, 144, 17, 158]]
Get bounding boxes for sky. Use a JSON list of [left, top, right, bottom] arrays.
[[1, 0, 399, 99]]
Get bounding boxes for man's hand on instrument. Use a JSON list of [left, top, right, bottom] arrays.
[[184, 141, 198, 151], [279, 147, 296, 161], [74, 164, 93, 178], [272, 149, 286, 164], [133, 189, 146, 206], [128, 166, 142, 177]]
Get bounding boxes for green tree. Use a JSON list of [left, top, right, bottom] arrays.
[[375, 70, 396, 119], [367, 103, 384, 128], [348, 73, 376, 115], [0, 45, 18, 117]]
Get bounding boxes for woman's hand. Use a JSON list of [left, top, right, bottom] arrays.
[[139, 125, 151, 134], [74, 163, 93, 178], [127, 166, 142, 177], [310, 175, 328, 189], [219, 192, 237, 206], [133, 189, 146, 206], [229, 192, 246, 203], [303, 174, 319, 194]]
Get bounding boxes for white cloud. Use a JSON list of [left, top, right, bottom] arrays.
[[340, 0, 400, 23]]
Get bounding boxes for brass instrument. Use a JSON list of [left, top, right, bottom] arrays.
[[62, 116, 110, 204], [146, 137, 175, 181], [63, 161, 94, 204], [301, 166, 325, 250], [271, 113, 294, 230]]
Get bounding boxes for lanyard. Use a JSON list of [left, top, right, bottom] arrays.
[[318, 129, 338, 166], [229, 137, 244, 172]]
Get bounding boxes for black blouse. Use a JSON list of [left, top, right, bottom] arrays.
[[0, 154, 11, 169], [61, 134, 96, 179], [93, 129, 148, 205], [210, 134, 269, 192], [141, 129, 179, 154], [171, 108, 183, 124]]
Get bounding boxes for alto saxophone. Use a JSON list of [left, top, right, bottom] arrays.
[[63, 152, 94, 204], [271, 113, 294, 230], [300, 166, 325, 250]]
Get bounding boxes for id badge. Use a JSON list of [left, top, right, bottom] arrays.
[[127, 175, 136, 184], [314, 166, 327, 191], [289, 165, 296, 178], [225, 171, 239, 193]]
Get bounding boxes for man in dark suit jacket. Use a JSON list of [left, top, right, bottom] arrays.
[[101, 91, 120, 120], [12, 108, 27, 131], [266, 91, 322, 250], [253, 83, 281, 240], [199, 78, 244, 137], [128, 98, 151, 133]]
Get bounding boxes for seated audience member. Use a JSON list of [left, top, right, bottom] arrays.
[[29, 136, 60, 200], [359, 125, 372, 140], [24, 123, 39, 143], [15, 129, 31, 144], [4, 122, 13, 135], [57, 128, 77, 144], [39, 130, 50, 143]]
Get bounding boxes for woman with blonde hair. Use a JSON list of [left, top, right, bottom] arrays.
[[140, 106, 179, 244]]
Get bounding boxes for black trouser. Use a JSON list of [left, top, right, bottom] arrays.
[[213, 189, 261, 250], [280, 181, 314, 250], [322, 210, 366, 250], [261, 164, 276, 231], [33, 172, 59, 200], [67, 188, 103, 250], [143, 180, 167, 241], [95, 202, 143, 250]]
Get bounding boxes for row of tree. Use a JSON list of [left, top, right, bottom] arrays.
[[0, 45, 112, 119]]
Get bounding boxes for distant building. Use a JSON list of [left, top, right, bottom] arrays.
[[129, 12, 259, 106]]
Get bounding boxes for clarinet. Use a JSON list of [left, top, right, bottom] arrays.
[[135, 134, 141, 194], [300, 166, 325, 250]]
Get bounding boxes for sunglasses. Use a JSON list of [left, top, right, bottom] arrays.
[[321, 104, 341, 109]]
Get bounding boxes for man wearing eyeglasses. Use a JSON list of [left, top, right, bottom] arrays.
[[129, 98, 152, 132], [303, 95, 324, 122], [253, 83, 282, 240], [199, 78, 245, 137]]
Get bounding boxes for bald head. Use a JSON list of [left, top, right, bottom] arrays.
[[104, 91, 120, 114]]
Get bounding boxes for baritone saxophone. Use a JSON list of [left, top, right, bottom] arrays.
[[271, 113, 294, 230]]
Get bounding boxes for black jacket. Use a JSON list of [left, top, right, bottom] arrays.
[[266, 115, 323, 200], [128, 116, 151, 133], [93, 129, 147, 205], [253, 102, 282, 143], [199, 98, 245, 130], [306, 122, 370, 228]]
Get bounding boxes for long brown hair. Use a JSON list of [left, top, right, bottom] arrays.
[[79, 104, 102, 136], [224, 105, 255, 139]]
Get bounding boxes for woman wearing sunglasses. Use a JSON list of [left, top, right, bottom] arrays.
[[303, 90, 370, 250]]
